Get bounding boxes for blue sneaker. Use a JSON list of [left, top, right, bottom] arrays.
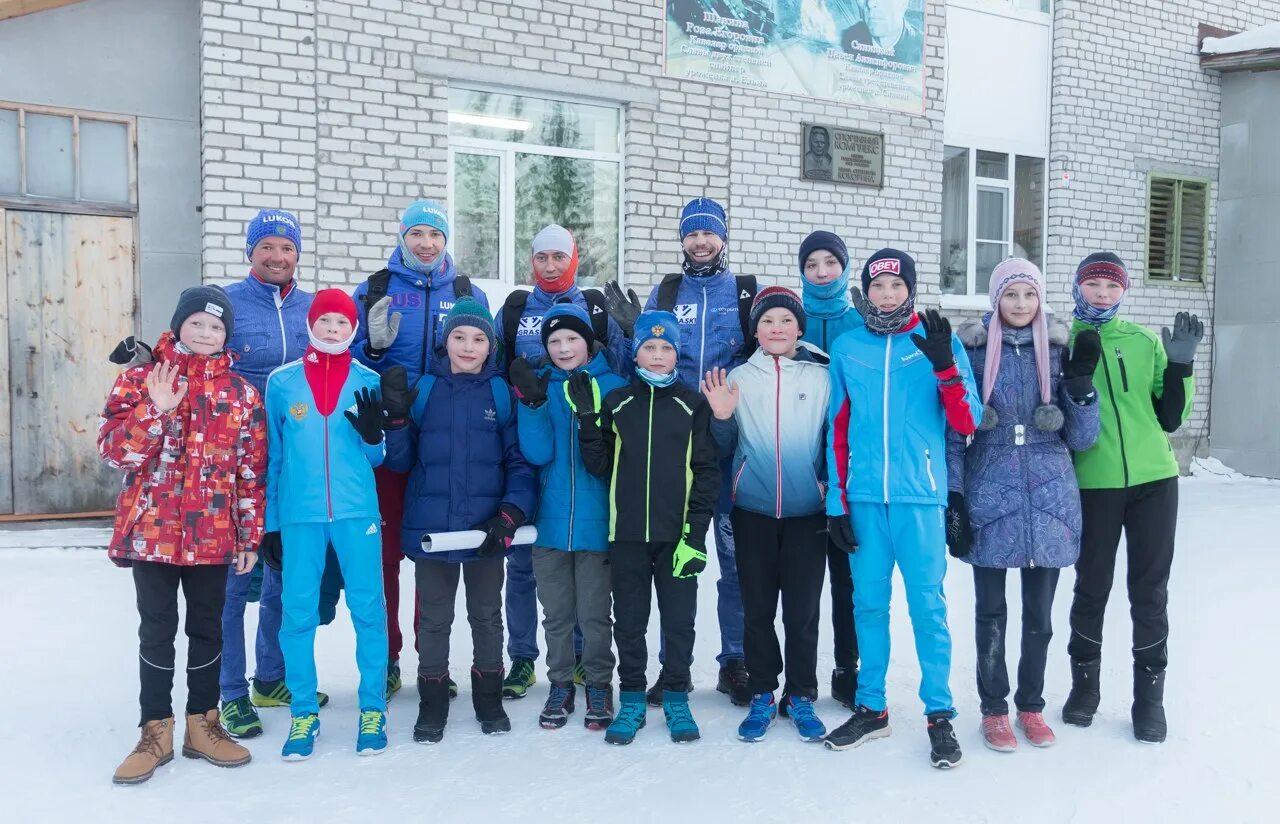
[[738, 692, 777, 742], [356, 709, 388, 756], [783, 694, 827, 742], [281, 713, 320, 761], [605, 691, 647, 745], [662, 690, 700, 743]]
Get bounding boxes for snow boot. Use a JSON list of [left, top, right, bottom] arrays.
[[220, 695, 263, 739], [646, 669, 666, 707], [927, 713, 963, 769], [280, 713, 320, 761], [473, 667, 512, 734], [252, 676, 329, 709], [1062, 658, 1101, 727], [662, 690, 700, 743], [823, 705, 891, 751], [113, 717, 174, 785], [414, 674, 450, 744], [737, 693, 777, 742], [1015, 711, 1056, 748], [716, 659, 751, 706], [605, 691, 646, 745], [386, 661, 402, 701], [1132, 666, 1167, 744], [356, 709, 387, 755], [782, 694, 826, 742], [539, 682, 576, 729], [584, 684, 614, 730], [183, 709, 252, 767], [831, 667, 858, 709], [502, 657, 536, 699], [980, 714, 1018, 752]]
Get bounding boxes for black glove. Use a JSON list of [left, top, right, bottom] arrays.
[[258, 531, 283, 571], [945, 491, 973, 558], [344, 387, 384, 445], [602, 280, 642, 338], [380, 366, 417, 429], [508, 358, 549, 409], [909, 309, 955, 372], [109, 335, 153, 366], [1063, 329, 1101, 400], [1162, 311, 1204, 365], [828, 515, 857, 554], [565, 370, 600, 420], [476, 504, 525, 559]]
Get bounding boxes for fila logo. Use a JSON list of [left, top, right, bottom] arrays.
[[484, 408, 496, 422], [591, 305, 604, 315], [674, 304, 698, 324], [869, 258, 901, 277], [518, 316, 542, 336], [365, 522, 378, 536], [740, 290, 751, 299]]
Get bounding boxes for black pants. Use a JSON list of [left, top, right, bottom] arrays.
[[611, 541, 697, 693], [133, 561, 229, 725], [826, 538, 858, 670], [732, 509, 828, 699], [973, 566, 1060, 715], [1068, 477, 1178, 672], [414, 557, 505, 678]]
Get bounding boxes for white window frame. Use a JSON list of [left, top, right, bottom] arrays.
[[941, 146, 1047, 311], [948, 0, 1052, 23], [446, 87, 625, 295], [0, 101, 137, 216]]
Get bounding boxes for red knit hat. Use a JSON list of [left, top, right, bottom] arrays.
[[308, 288, 358, 328]]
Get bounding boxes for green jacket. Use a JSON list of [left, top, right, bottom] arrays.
[[1070, 318, 1193, 489]]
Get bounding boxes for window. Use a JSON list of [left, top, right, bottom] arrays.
[[941, 146, 1045, 297], [447, 88, 623, 287], [0, 103, 136, 210], [1146, 173, 1208, 283]]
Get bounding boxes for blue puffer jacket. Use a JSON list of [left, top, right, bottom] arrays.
[[494, 285, 631, 376], [223, 274, 312, 394], [351, 249, 490, 384], [711, 343, 830, 519], [946, 317, 1100, 569], [517, 351, 627, 551], [644, 268, 748, 389], [826, 317, 981, 513], [384, 359, 536, 562], [264, 356, 384, 530]]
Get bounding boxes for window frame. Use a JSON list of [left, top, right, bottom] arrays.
[[1145, 171, 1210, 287], [446, 86, 625, 289], [0, 101, 137, 216]]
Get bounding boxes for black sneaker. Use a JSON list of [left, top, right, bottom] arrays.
[[927, 713, 963, 769], [1062, 658, 1101, 727], [831, 667, 858, 709], [823, 705, 891, 751], [539, 682, 576, 730], [716, 659, 751, 706]]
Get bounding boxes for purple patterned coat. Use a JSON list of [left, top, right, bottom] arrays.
[[945, 317, 1100, 569]]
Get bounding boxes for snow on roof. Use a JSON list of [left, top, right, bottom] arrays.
[[1202, 21, 1280, 55]]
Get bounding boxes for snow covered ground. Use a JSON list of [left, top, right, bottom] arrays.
[[3, 467, 1276, 823]]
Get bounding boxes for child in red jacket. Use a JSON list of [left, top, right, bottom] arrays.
[[98, 286, 267, 786]]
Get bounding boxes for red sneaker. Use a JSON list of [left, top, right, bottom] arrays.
[[1016, 711, 1057, 748], [980, 714, 1018, 752]]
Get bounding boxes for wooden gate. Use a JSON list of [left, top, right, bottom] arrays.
[[0, 208, 136, 514]]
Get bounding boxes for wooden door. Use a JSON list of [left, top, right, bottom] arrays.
[[3, 209, 136, 514]]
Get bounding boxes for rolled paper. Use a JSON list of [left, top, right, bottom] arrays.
[[420, 525, 539, 553]]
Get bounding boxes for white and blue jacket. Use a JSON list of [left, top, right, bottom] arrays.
[[644, 268, 749, 389], [223, 274, 313, 394]]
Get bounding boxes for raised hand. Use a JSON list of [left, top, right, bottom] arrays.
[[146, 361, 187, 413], [700, 368, 739, 420], [602, 280, 642, 338], [109, 335, 153, 367], [508, 357, 549, 409], [365, 296, 402, 358], [1161, 312, 1204, 365], [1063, 328, 1101, 399], [380, 366, 417, 429], [344, 387, 385, 445], [565, 370, 600, 419], [910, 309, 955, 372]]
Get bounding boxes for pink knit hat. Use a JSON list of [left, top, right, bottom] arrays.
[[984, 258, 1051, 406]]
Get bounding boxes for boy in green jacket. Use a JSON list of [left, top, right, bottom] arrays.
[[1061, 252, 1203, 745]]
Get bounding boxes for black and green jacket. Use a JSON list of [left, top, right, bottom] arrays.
[[578, 379, 720, 544]]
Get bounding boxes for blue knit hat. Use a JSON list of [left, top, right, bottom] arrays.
[[860, 248, 918, 296], [442, 297, 494, 346], [245, 209, 302, 259], [632, 310, 681, 357], [541, 301, 595, 351], [400, 199, 450, 241], [679, 197, 728, 241]]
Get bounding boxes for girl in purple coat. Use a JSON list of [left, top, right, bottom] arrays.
[[945, 258, 1101, 753]]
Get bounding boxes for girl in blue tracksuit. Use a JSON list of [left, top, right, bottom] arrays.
[[704, 287, 832, 745], [797, 229, 863, 709], [265, 289, 389, 761], [507, 302, 628, 731], [822, 249, 981, 770]]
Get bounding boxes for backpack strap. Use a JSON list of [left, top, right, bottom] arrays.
[[489, 376, 515, 429], [581, 288, 611, 343], [454, 274, 471, 298], [500, 289, 532, 369], [735, 274, 758, 356], [358, 269, 394, 319], [410, 374, 436, 426], [654, 273, 684, 312]]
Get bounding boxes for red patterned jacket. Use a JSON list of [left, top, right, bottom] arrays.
[[97, 332, 267, 567]]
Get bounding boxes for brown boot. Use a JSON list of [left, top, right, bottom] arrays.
[[113, 717, 175, 785], [183, 709, 252, 767]]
